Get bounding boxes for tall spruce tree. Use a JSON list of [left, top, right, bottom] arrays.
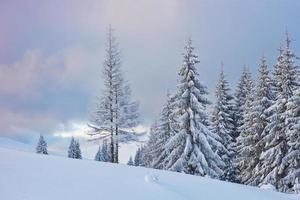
[[282, 88, 300, 192], [237, 57, 273, 185], [36, 135, 48, 155], [211, 69, 237, 181], [258, 34, 299, 192], [89, 26, 139, 163], [236, 80, 255, 183], [158, 39, 225, 178]]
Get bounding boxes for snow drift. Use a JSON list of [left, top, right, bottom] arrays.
[[0, 147, 295, 200]]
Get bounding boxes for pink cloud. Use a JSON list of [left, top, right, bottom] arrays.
[[0, 49, 45, 98], [0, 107, 58, 137], [0, 46, 101, 98], [0, 46, 101, 136]]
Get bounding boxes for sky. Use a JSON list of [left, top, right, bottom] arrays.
[[1, 0, 300, 148]]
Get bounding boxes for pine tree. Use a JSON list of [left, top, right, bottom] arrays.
[[237, 57, 273, 185], [36, 135, 48, 155], [75, 140, 82, 159], [68, 137, 76, 158], [211, 69, 237, 182], [89, 26, 139, 163], [134, 147, 144, 166], [127, 156, 134, 166], [142, 121, 160, 167], [258, 34, 299, 192], [279, 34, 300, 193], [233, 66, 254, 183], [95, 140, 110, 162], [68, 137, 82, 159], [282, 88, 300, 192], [247, 57, 273, 186], [143, 93, 176, 169], [235, 85, 256, 184], [158, 39, 225, 178]]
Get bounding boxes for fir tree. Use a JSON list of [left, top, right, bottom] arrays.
[[235, 86, 255, 184], [68, 137, 82, 159], [36, 135, 48, 155], [134, 147, 144, 166], [211, 69, 237, 182], [259, 34, 299, 192], [236, 57, 274, 185], [233, 66, 254, 183], [68, 137, 76, 158], [144, 93, 176, 169], [233, 66, 253, 139], [282, 88, 300, 192], [75, 140, 82, 159], [95, 140, 110, 162], [89, 26, 139, 163], [142, 121, 160, 167], [127, 156, 134, 166], [158, 39, 225, 178], [279, 34, 300, 192]]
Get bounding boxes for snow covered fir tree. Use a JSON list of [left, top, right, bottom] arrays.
[[236, 56, 273, 185], [127, 156, 134, 166], [68, 137, 82, 159], [255, 34, 300, 193], [88, 26, 140, 164], [143, 93, 176, 169], [233, 66, 254, 139], [147, 38, 225, 177], [134, 146, 144, 166], [95, 140, 110, 162], [211, 68, 237, 182], [36, 135, 48, 155]]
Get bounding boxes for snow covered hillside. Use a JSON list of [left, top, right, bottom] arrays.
[[0, 137, 33, 152], [0, 147, 295, 200]]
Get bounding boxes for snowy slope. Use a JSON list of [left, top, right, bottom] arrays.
[[0, 148, 295, 200], [0, 137, 33, 152]]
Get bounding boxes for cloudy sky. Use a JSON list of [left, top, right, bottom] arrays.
[[1, 0, 300, 146]]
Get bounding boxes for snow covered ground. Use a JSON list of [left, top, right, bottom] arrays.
[[0, 137, 33, 152], [0, 146, 297, 200]]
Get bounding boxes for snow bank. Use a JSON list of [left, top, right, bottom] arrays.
[[0, 148, 294, 200]]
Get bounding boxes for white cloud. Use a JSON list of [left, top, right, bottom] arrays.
[[52, 121, 90, 139]]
